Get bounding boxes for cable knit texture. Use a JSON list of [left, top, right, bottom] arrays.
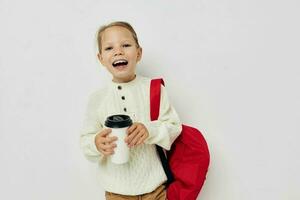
[[80, 75, 182, 195]]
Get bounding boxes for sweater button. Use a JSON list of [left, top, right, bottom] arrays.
[[121, 96, 125, 100], [117, 86, 122, 90], [124, 108, 127, 112]]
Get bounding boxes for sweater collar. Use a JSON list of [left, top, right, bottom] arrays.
[[110, 74, 140, 88]]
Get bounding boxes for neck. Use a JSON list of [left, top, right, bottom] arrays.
[[112, 74, 136, 83]]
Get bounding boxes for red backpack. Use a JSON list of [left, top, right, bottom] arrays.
[[150, 78, 210, 200]]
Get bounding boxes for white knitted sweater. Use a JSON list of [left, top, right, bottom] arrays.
[[80, 75, 182, 195]]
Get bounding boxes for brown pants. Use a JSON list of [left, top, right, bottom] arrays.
[[105, 184, 166, 200]]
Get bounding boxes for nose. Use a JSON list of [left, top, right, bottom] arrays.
[[114, 47, 124, 56]]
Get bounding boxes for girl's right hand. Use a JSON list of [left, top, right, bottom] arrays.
[[95, 129, 118, 156]]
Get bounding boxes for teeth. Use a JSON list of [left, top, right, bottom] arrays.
[[113, 59, 128, 65]]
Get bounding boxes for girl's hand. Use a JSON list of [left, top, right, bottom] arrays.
[[125, 122, 149, 147], [95, 129, 118, 156]]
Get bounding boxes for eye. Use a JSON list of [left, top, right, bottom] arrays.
[[104, 46, 112, 51], [123, 44, 131, 47]]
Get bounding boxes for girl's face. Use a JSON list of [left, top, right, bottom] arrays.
[[98, 26, 142, 83]]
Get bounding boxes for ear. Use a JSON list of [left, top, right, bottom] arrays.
[[97, 53, 105, 66], [137, 47, 143, 62]]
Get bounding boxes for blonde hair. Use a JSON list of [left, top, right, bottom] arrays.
[[97, 21, 140, 54]]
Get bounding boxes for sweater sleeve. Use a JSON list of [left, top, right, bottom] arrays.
[[143, 85, 182, 150], [79, 91, 104, 162]]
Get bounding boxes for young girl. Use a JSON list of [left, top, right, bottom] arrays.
[[80, 21, 182, 200]]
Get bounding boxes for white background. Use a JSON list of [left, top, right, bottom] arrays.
[[1, 0, 299, 199]]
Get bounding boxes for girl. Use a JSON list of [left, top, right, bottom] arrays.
[[80, 21, 182, 200]]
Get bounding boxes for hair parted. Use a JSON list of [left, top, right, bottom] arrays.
[[97, 21, 140, 54]]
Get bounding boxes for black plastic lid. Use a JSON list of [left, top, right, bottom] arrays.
[[105, 114, 133, 128]]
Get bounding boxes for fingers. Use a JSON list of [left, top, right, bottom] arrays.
[[104, 135, 118, 143], [99, 141, 117, 156], [99, 128, 112, 136], [125, 123, 149, 147], [125, 124, 140, 144], [129, 129, 145, 147], [95, 128, 118, 156], [126, 123, 138, 136], [96, 123, 149, 156], [136, 132, 148, 146]]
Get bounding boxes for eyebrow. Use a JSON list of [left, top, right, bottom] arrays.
[[103, 40, 134, 46]]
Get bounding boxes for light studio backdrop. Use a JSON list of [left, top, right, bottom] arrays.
[[0, 0, 299, 199]]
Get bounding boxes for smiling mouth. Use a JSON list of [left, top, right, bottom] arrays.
[[112, 59, 128, 68]]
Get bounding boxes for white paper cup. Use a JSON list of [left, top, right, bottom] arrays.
[[109, 127, 130, 164], [105, 115, 132, 164]]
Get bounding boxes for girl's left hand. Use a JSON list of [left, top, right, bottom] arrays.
[[125, 122, 149, 147]]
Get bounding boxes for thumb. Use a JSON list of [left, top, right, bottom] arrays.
[[99, 128, 112, 137]]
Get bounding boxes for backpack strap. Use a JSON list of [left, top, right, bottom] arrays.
[[150, 78, 164, 120], [150, 78, 174, 186]]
